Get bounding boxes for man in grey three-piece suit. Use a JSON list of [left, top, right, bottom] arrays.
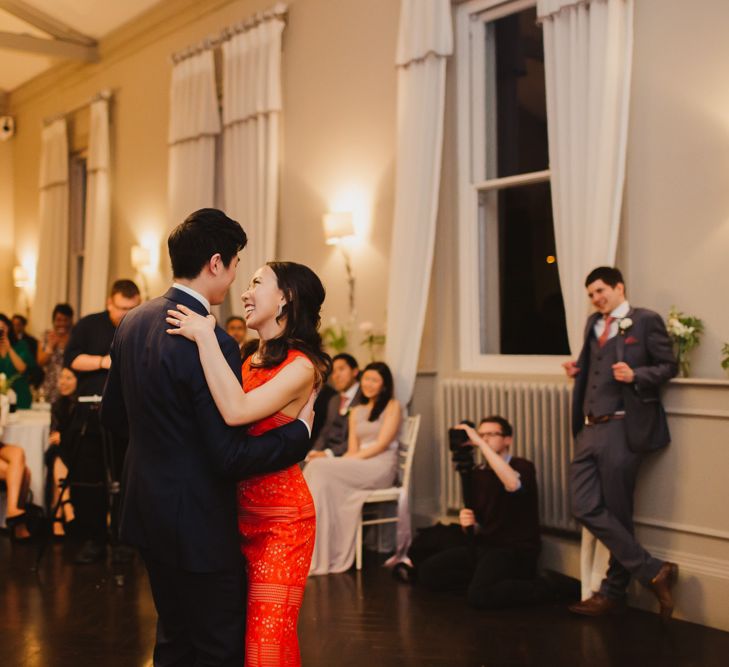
[[563, 266, 679, 619]]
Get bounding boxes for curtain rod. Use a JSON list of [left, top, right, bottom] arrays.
[[171, 2, 288, 65], [43, 88, 112, 126]]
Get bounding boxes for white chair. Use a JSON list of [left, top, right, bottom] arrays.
[[355, 414, 421, 570]]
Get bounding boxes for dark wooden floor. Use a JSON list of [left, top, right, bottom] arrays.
[[2, 537, 729, 667]]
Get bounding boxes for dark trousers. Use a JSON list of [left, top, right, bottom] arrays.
[[570, 419, 662, 597], [142, 551, 246, 667], [418, 545, 547, 609]]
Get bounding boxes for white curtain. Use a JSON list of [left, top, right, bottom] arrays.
[[168, 50, 221, 228], [222, 17, 284, 304], [382, 0, 452, 567], [538, 0, 634, 354], [34, 119, 69, 330], [384, 0, 452, 407], [539, 0, 633, 597], [80, 98, 111, 315]]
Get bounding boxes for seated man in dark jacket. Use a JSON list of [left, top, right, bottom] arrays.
[[307, 353, 361, 460], [419, 416, 564, 609]]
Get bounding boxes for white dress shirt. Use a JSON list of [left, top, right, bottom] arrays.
[[593, 301, 630, 342], [172, 282, 211, 313]]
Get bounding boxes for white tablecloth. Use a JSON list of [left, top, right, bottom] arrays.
[[1, 408, 51, 526]]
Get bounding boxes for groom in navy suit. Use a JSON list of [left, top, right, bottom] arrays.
[[563, 266, 678, 620], [102, 209, 313, 666]]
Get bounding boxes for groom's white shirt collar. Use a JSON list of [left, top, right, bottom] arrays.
[[172, 282, 211, 313]]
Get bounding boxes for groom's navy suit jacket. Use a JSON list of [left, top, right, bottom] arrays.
[[102, 287, 310, 572], [571, 307, 677, 452]]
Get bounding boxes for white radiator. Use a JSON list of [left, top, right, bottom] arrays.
[[438, 378, 577, 532]]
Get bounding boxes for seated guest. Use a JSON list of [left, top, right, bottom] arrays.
[[225, 315, 248, 351], [0, 313, 34, 409], [418, 416, 562, 609], [0, 443, 32, 540], [46, 367, 78, 537], [37, 303, 74, 404], [307, 353, 361, 460], [304, 361, 401, 575]]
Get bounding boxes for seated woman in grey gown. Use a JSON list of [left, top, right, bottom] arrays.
[[304, 361, 402, 575]]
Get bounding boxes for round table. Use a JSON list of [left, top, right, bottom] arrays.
[[1, 407, 51, 526]]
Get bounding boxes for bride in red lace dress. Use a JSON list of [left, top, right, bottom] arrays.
[[167, 261, 330, 667]]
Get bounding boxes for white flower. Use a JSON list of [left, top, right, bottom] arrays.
[[618, 318, 633, 331], [329, 316, 339, 326], [359, 321, 374, 332], [0, 373, 5, 383]]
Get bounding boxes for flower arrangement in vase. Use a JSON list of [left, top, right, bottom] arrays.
[[321, 317, 349, 354], [359, 321, 386, 363], [666, 307, 704, 378]]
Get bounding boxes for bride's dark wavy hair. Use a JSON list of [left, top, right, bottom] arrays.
[[248, 261, 331, 385]]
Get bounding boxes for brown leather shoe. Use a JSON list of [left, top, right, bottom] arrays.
[[568, 593, 626, 616], [648, 561, 679, 621]]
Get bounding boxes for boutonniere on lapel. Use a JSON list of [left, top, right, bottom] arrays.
[[618, 317, 633, 335]]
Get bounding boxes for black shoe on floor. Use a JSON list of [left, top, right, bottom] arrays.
[[74, 539, 106, 564]]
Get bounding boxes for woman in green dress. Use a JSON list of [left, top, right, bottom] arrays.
[[0, 313, 34, 409]]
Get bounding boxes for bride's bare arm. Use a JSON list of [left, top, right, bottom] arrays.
[[167, 304, 313, 425]]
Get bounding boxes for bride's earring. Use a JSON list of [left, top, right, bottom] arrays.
[[277, 303, 285, 318]]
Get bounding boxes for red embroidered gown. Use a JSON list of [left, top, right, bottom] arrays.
[[238, 349, 316, 667]]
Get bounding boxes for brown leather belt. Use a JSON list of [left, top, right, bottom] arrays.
[[585, 413, 625, 426]]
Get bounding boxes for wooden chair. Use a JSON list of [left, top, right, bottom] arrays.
[[355, 414, 421, 570]]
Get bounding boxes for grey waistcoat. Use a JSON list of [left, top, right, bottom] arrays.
[[582, 335, 624, 417]]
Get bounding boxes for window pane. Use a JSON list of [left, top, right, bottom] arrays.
[[478, 181, 569, 355], [484, 7, 549, 180]]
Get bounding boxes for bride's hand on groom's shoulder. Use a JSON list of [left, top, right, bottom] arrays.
[[166, 304, 216, 341]]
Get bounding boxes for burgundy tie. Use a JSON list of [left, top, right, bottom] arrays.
[[598, 316, 615, 348], [339, 395, 347, 413]]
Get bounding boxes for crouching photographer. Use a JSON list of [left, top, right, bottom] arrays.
[[419, 416, 574, 609]]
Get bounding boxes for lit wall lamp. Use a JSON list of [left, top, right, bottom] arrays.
[[13, 265, 31, 317], [131, 245, 152, 299], [323, 212, 356, 320]]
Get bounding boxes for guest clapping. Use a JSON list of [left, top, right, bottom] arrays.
[[304, 361, 401, 575], [0, 313, 34, 409], [37, 303, 74, 403]]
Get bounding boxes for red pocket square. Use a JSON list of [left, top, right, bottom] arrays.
[[625, 336, 639, 345]]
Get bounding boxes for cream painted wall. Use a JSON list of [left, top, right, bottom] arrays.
[[7, 0, 399, 352], [0, 140, 14, 311], [624, 0, 729, 380]]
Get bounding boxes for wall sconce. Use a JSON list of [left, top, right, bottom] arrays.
[[13, 266, 31, 318], [131, 245, 152, 300], [131, 245, 152, 273], [13, 265, 30, 288], [323, 212, 356, 319]]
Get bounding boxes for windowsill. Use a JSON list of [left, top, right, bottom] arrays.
[[669, 377, 729, 387], [459, 353, 571, 376]]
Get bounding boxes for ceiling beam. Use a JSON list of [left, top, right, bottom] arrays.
[[0, 0, 96, 46], [0, 31, 98, 61]]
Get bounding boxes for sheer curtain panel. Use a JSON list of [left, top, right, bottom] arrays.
[[80, 98, 111, 315], [383, 0, 452, 566], [538, 0, 634, 354], [222, 16, 284, 302], [384, 0, 452, 407], [34, 119, 69, 330], [168, 50, 221, 228]]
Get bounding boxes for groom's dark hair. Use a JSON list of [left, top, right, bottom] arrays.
[[585, 266, 624, 289], [168, 208, 247, 279]]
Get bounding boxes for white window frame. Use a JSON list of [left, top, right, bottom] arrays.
[[455, 0, 569, 375]]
